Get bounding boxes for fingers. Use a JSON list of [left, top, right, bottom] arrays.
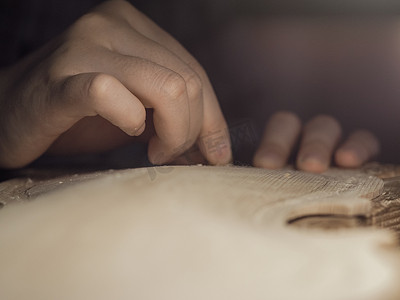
[[335, 130, 380, 168], [96, 0, 232, 164], [297, 115, 342, 173], [196, 78, 232, 165], [131, 9, 232, 164], [57, 72, 146, 137], [101, 25, 205, 147], [59, 1, 230, 165], [253, 113, 376, 173], [93, 53, 194, 164], [253, 111, 301, 169], [169, 145, 207, 165]]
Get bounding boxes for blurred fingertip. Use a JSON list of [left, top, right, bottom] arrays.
[[253, 151, 284, 169], [334, 148, 363, 168], [297, 155, 329, 174]]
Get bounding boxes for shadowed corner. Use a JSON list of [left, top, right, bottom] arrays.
[[371, 175, 400, 244], [228, 119, 260, 166]]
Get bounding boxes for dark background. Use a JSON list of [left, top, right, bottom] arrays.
[[1, 0, 400, 173]]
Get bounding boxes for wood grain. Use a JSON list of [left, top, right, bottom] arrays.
[[0, 165, 399, 300]]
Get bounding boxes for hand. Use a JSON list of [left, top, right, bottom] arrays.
[[253, 111, 380, 173], [0, 0, 231, 169]]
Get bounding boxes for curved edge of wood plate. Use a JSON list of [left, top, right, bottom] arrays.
[[0, 165, 399, 300]]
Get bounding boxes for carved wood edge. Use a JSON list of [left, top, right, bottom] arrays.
[[0, 169, 115, 207], [360, 163, 400, 242]]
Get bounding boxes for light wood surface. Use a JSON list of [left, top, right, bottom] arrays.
[[0, 165, 399, 300]]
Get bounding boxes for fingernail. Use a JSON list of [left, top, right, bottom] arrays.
[[212, 143, 232, 165], [208, 139, 232, 165]]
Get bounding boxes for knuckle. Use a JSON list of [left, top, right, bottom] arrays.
[[78, 12, 109, 27], [86, 73, 116, 100], [156, 70, 188, 102], [183, 69, 203, 101], [111, 0, 134, 12], [187, 60, 207, 78], [95, 0, 135, 18], [68, 12, 111, 37]]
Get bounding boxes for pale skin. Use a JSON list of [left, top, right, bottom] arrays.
[[253, 112, 380, 173], [0, 0, 232, 169], [0, 0, 379, 172]]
